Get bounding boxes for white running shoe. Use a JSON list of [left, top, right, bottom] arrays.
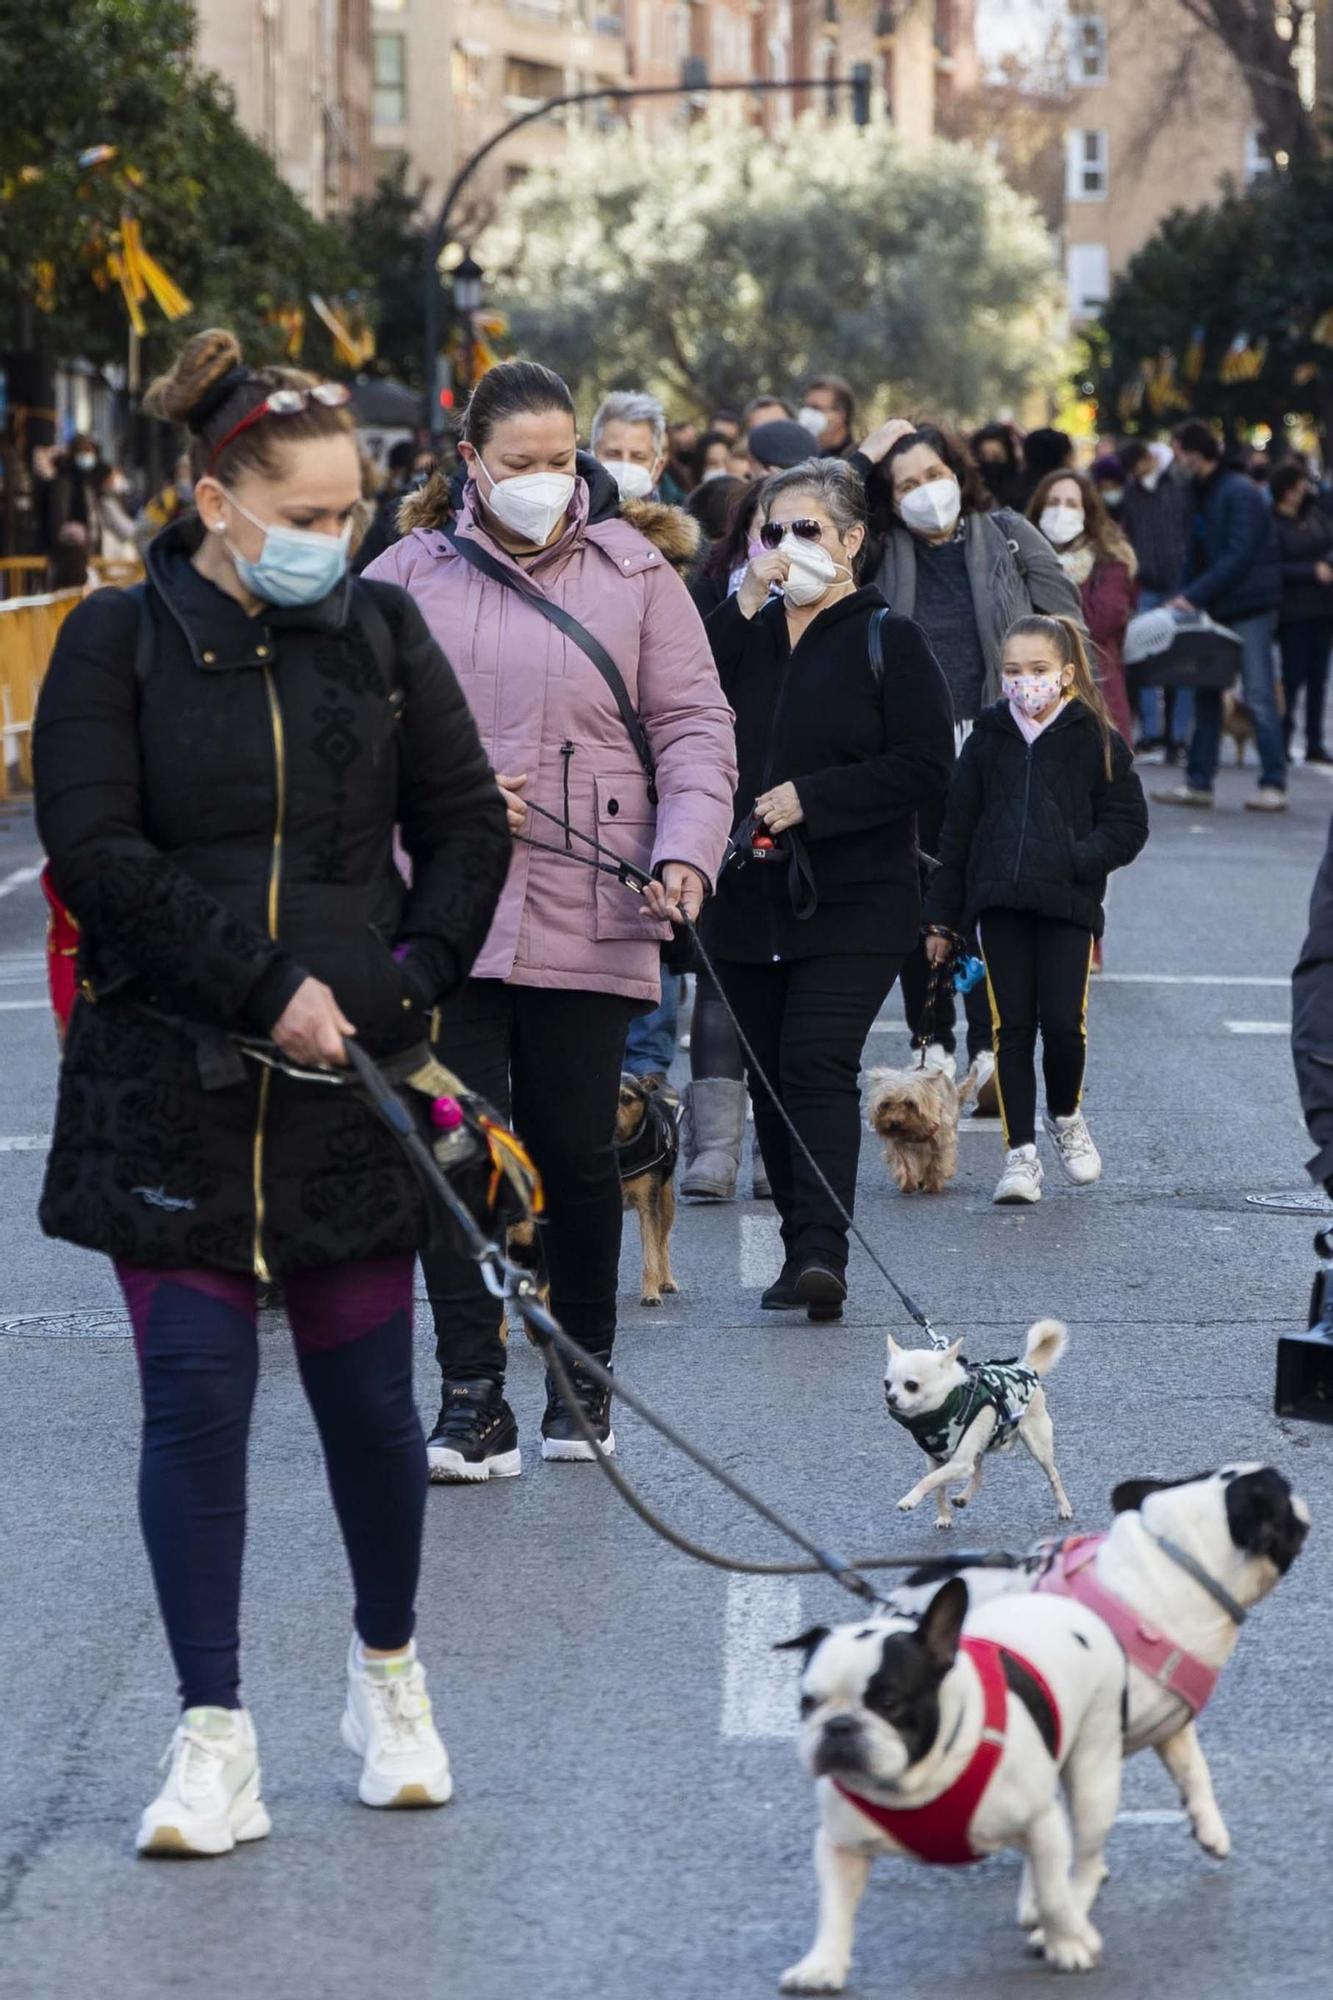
[[341, 1638, 453, 1809], [1044, 1110, 1102, 1185], [993, 1144, 1043, 1205], [967, 1049, 1000, 1116], [137, 1706, 271, 1857], [920, 1042, 956, 1080]]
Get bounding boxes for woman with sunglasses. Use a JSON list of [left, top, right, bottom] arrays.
[[33, 328, 511, 1855], [701, 458, 954, 1320]]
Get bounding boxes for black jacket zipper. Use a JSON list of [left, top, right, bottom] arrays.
[[560, 740, 575, 850], [1012, 743, 1034, 886]]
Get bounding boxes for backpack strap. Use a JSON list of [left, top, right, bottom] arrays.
[[868, 604, 889, 686], [991, 508, 1030, 580], [442, 529, 657, 802]]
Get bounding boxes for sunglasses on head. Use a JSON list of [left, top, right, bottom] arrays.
[[207, 382, 352, 472], [759, 518, 825, 550]]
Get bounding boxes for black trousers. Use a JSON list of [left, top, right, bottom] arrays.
[[977, 910, 1093, 1148], [1280, 619, 1333, 756], [689, 963, 745, 1080], [900, 938, 993, 1063], [714, 953, 903, 1270], [423, 982, 635, 1385]]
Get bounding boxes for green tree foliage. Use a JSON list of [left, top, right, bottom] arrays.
[[0, 0, 350, 371], [342, 159, 432, 388], [1090, 158, 1333, 444], [477, 117, 1067, 420]]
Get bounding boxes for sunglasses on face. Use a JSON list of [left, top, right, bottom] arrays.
[[207, 382, 352, 471], [758, 518, 826, 550]]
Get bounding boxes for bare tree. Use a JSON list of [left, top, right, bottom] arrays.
[[1125, 0, 1320, 162]]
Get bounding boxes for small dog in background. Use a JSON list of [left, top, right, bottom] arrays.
[[867, 1059, 975, 1194], [1222, 686, 1285, 764], [886, 1318, 1073, 1528], [615, 1074, 680, 1307]]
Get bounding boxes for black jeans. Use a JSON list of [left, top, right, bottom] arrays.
[[423, 982, 635, 1385], [1280, 619, 1333, 756], [977, 910, 1093, 1148], [690, 963, 745, 1080], [900, 938, 992, 1063], [714, 953, 903, 1271]]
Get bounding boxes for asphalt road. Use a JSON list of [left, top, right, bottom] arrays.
[[3, 756, 1332, 2000]]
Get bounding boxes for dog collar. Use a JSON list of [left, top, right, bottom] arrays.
[[1148, 1533, 1248, 1627]]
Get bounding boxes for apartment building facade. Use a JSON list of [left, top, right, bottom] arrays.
[[370, 0, 976, 218], [1062, 0, 1272, 321], [193, 0, 376, 217]]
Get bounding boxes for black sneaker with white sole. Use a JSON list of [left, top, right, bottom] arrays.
[[540, 1367, 616, 1462], [426, 1380, 522, 1483]]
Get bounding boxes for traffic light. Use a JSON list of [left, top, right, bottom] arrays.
[[851, 61, 872, 128], [438, 387, 455, 411]]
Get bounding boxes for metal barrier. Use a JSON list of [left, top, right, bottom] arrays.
[[0, 589, 83, 800]]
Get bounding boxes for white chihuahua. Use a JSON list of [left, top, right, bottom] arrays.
[[885, 1319, 1073, 1530]]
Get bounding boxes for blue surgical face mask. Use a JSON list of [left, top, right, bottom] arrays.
[[220, 489, 350, 607]]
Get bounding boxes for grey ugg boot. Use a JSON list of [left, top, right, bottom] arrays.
[[680, 1078, 746, 1201]]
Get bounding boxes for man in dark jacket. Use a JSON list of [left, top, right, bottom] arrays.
[[1293, 813, 1333, 1191], [1154, 418, 1286, 811]]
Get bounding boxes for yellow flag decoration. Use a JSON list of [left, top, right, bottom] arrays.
[[1182, 324, 1206, 384], [308, 294, 376, 369], [1218, 334, 1266, 384], [1311, 309, 1333, 347]]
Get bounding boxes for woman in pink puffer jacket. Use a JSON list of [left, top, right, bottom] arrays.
[[364, 361, 735, 1479]]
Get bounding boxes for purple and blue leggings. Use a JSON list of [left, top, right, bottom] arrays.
[[117, 1257, 425, 1710]]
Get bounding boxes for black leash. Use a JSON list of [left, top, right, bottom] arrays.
[[514, 794, 948, 1348], [342, 1038, 993, 1613]]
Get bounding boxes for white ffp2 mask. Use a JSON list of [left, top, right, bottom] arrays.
[[1040, 505, 1085, 547], [898, 476, 961, 538], [602, 459, 655, 503], [779, 535, 845, 608], [476, 459, 576, 545]]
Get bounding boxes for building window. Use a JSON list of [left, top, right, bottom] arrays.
[[451, 44, 486, 102], [1065, 127, 1108, 200], [504, 55, 564, 106], [373, 32, 406, 127], [1066, 242, 1110, 319], [1068, 13, 1108, 86], [1244, 127, 1273, 183]]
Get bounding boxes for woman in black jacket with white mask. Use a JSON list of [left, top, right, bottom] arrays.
[[703, 458, 954, 1320], [34, 328, 510, 1857]]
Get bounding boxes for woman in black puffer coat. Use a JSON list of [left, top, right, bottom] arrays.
[[924, 613, 1146, 1209], [34, 328, 510, 1855]]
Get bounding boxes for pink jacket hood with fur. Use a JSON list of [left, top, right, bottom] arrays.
[[364, 476, 736, 1002]]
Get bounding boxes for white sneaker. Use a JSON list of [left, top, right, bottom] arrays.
[[1044, 1110, 1103, 1186], [341, 1638, 453, 1808], [921, 1042, 956, 1080], [993, 1144, 1043, 1205], [136, 1706, 271, 1857], [1245, 787, 1288, 813], [967, 1049, 1000, 1117]]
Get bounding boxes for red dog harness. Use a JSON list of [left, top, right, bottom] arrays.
[[1034, 1533, 1219, 1720], [833, 1637, 1061, 1866]]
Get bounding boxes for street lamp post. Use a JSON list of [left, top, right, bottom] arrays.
[[452, 254, 483, 407]]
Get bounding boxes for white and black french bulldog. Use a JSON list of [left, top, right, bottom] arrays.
[[884, 1465, 1309, 1861], [777, 1578, 1125, 1992]]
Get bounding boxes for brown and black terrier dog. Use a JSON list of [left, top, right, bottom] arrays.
[[615, 1074, 681, 1307]]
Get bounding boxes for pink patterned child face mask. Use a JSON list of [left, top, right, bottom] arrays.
[[1002, 669, 1066, 719]]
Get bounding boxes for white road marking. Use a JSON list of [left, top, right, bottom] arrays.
[[1114, 1809, 1188, 1827], [721, 1577, 802, 1739], [0, 1000, 48, 1012], [1097, 973, 1287, 987], [0, 1136, 47, 1152], [740, 1214, 784, 1287], [1224, 1021, 1289, 1035], [0, 864, 42, 900], [866, 1019, 911, 1033]]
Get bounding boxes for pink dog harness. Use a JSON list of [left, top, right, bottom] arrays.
[[1035, 1533, 1220, 1719]]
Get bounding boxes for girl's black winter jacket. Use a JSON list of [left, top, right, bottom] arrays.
[[923, 699, 1147, 941], [702, 586, 954, 960], [34, 522, 510, 1275]]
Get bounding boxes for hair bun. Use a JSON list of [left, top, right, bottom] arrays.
[[145, 329, 244, 426]]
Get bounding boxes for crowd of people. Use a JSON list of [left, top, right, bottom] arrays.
[[27, 326, 1317, 1858]]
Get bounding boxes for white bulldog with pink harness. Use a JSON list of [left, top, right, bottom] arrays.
[[886, 1465, 1309, 1860]]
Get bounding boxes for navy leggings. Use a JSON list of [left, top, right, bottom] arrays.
[[118, 1258, 425, 1711]]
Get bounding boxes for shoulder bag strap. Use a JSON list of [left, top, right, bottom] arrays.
[[443, 530, 657, 802], [868, 603, 889, 686], [350, 578, 399, 702]]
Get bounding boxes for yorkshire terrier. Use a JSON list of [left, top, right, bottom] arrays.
[[866, 1059, 974, 1195]]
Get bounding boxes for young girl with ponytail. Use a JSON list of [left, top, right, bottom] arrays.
[[923, 614, 1148, 1205]]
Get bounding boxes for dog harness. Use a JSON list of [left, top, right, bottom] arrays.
[[886, 1359, 1039, 1464], [1034, 1533, 1220, 1720], [615, 1092, 679, 1180], [833, 1638, 1062, 1866]]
